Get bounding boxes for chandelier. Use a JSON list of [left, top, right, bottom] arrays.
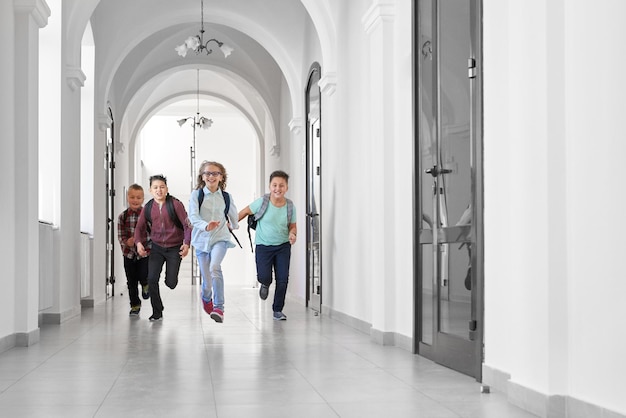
[[177, 69, 212, 130], [175, 0, 234, 58]]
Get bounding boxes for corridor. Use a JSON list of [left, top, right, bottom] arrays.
[[0, 269, 537, 418]]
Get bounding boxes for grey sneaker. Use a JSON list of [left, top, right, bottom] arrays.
[[273, 312, 287, 321], [259, 284, 269, 300]]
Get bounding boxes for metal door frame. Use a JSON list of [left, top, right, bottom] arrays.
[[412, 0, 484, 380], [305, 62, 322, 312]]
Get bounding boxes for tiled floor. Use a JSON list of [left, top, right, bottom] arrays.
[[0, 275, 538, 417]]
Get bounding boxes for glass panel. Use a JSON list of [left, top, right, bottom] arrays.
[[439, 243, 471, 338], [438, 0, 472, 226], [420, 243, 434, 345], [418, 0, 435, 234]]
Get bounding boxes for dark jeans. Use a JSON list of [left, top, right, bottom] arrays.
[[148, 243, 183, 315], [123, 256, 148, 307], [255, 242, 291, 313]]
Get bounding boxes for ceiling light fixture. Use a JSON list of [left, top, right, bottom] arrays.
[[175, 0, 233, 58], [178, 69, 212, 196]]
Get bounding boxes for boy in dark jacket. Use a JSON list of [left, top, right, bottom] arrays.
[[134, 174, 191, 321]]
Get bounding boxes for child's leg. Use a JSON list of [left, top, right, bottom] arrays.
[[148, 245, 167, 315], [163, 245, 183, 290], [137, 256, 149, 287], [271, 243, 291, 313], [208, 242, 227, 311], [254, 245, 274, 287], [196, 250, 213, 303], [123, 257, 141, 307]]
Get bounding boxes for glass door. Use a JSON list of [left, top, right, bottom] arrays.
[[415, 0, 483, 379], [306, 63, 322, 312]]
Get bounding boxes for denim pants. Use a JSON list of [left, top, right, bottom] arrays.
[[148, 243, 183, 315], [123, 256, 148, 307], [197, 241, 228, 312], [255, 242, 291, 313]]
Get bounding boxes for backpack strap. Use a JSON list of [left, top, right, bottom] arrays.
[[254, 193, 271, 221], [198, 188, 204, 208], [286, 198, 294, 225], [165, 195, 184, 230], [247, 194, 270, 252], [144, 199, 154, 233], [222, 191, 242, 249]]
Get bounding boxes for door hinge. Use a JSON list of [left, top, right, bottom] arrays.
[[468, 319, 477, 331], [468, 58, 477, 79]]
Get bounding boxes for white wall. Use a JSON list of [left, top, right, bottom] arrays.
[[483, 0, 626, 415]]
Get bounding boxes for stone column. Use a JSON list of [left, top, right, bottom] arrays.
[[13, 0, 51, 345]]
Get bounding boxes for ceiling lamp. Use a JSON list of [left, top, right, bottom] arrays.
[[175, 0, 233, 58]]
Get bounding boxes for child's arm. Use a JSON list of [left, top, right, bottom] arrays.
[[117, 212, 129, 249], [238, 205, 252, 222], [288, 222, 297, 244]]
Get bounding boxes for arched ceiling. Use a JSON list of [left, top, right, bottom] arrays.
[[77, 0, 330, 145]]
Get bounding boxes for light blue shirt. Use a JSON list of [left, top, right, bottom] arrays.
[[250, 197, 296, 246], [188, 187, 239, 252]]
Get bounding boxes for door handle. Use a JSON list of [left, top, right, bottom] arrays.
[[425, 165, 452, 177]]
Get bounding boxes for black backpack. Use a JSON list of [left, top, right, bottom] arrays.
[[247, 194, 294, 252], [143, 194, 184, 232], [198, 189, 242, 248]]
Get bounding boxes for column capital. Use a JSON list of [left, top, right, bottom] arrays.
[[362, 0, 395, 34], [14, 0, 51, 28], [66, 66, 86, 91], [98, 113, 112, 132], [288, 117, 303, 135], [319, 73, 337, 96]]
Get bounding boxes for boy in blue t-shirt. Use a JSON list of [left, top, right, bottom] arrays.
[[238, 170, 297, 320]]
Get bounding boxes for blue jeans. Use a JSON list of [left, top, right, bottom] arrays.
[[255, 242, 291, 313], [148, 243, 183, 315], [197, 241, 228, 311]]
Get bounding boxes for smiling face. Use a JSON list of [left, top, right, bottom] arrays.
[[150, 179, 168, 204], [269, 176, 288, 200], [202, 164, 223, 192], [127, 188, 144, 211]]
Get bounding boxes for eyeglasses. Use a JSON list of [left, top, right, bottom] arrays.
[[202, 171, 222, 177]]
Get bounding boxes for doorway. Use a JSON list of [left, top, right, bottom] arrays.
[[414, 0, 483, 379], [305, 63, 322, 313]]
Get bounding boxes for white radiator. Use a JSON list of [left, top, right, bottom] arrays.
[[38, 222, 55, 310], [80, 232, 93, 298]]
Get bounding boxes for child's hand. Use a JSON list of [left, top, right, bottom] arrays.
[[179, 243, 190, 258], [137, 242, 147, 257], [126, 237, 134, 247], [206, 221, 220, 231]]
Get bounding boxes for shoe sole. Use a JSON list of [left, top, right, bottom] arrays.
[[149, 316, 162, 321], [210, 312, 223, 323]]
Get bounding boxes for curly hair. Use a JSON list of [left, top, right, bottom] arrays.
[[195, 161, 227, 191]]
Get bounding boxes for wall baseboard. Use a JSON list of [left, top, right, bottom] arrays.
[[482, 365, 626, 418], [324, 306, 413, 352], [39, 304, 81, 325], [0, 328, 40, 355]]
